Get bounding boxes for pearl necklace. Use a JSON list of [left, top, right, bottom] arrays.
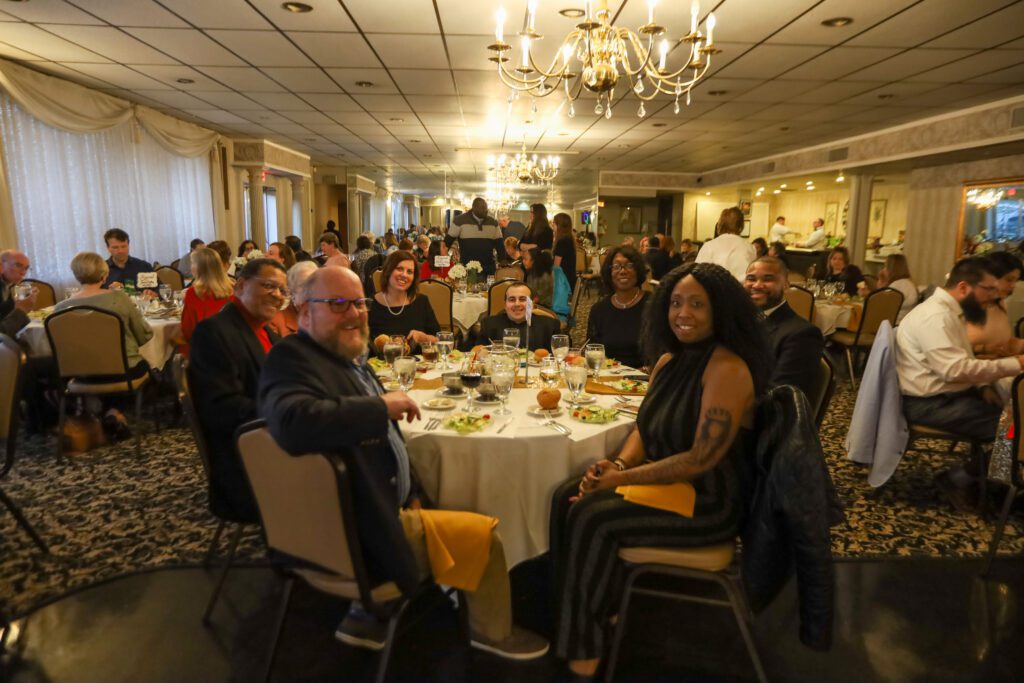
[[612, 289, 642, 309], [382, 291, 409, 316]]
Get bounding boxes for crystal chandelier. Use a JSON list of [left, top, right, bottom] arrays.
[[488, 0, 720, 119], [488, 140, 560, 184], [485, 180, 520, 215], [967, 188, 1004, 210]]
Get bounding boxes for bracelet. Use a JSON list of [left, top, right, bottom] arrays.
[[613, 458, 628, 472]]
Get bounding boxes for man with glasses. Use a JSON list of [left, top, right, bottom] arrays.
[[188, 258, 288, 521], [896, 256, 1024, 510], [0, 249, 36, 336], [479, 282, 560, 351]]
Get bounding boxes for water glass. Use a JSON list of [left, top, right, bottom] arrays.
[[539, 358, 561, 388], [563, 364, 588, 406], [457, 282, 468, 296], [551, 334, 570, 366], [503, 327, 521, 351], [486, 275, 495, 288], [492, 368, 515, 416], [437, 331, 454, 369], [158, 284, 172, 303], [383, 335, 405, 374], [585, 343, 606, 378], [393, 356, 417, 392]]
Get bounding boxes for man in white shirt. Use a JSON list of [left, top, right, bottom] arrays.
[[768, 216, 790, 244], [798, 218, 827, 250], [695, 206, 756, 281]]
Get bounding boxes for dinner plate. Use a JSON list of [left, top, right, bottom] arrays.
[[423, 397, 456, 410], [382, 381, 401, 392], [569, 406, 619, 424], [472, 396, 502, 406], [527, 404, 563, 417], [434, 389, 467, 399], [573, 393, 597, 405]]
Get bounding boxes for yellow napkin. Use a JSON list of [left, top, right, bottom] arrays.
[[418, 509, 499, 592], [615, 483, 696, 518]]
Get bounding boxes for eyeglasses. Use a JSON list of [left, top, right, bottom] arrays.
[[610, 263, 636, 272], [308, 297, 373, 314], [250, 277, 290, 297]]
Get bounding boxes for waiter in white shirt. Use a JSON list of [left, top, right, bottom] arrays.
[[798, 218, 828, 250], [768, 216, 790, 243], [695, 206, 757, 281]]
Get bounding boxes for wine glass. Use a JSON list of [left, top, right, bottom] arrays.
[[158, 284, 172, 303], [563, 363, 588, 407], [13, 283, 33, 301], [539, 357, 560, 388], [436, 331, 454, 369], [383, 335, 404, 376], [393, 356, 417, 392], [585, 343, 606, 379], [503, 328, 521, 352], [492, 367, 515, 416], [551, 334, 570, 367], [460, 358, 483, 412]]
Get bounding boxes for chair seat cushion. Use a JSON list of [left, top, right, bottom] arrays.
[[830, 330, 874, 348], [67, 373, 149, 395], [618, 542, 735, 572], [297, 568, 402, 602]]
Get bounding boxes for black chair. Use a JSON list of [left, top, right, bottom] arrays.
[[983, 374, 1024, 575], [809, 355, 836, 428]]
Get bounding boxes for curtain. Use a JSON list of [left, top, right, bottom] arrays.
[[0, 94, 214, 287]]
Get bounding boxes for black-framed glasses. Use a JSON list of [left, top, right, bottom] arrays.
[[308, 297, 372, 314], [610, 263, 636, 272]]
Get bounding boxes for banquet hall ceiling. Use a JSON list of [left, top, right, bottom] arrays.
[[0, 0, 1023, 196]]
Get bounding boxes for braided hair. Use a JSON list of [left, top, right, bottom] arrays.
[[641, 262, 772, 395]]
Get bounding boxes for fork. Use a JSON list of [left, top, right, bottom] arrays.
[[424, 418, 440, 431], [542, 419, 572, 436]]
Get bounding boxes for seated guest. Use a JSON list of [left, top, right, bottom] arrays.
[[550, 262, 770, 679], [319, 232, 350, 269], [206, 240, 234, 275], [644, 235, 671, 279], [479, 282, 561, 350], [285, 235, 313, 263], [523, 248, 570, 318], [398, 238, 415, 254], [350, 235, 377, 283], [876, 254, 918, 323], [188, 258, 288, 521], [502, 236, 521, 267], [822, 247, 863, 296], [419, 239, 450, 281], [267, 241, 296, 270], [967, 251, 1023, 357], [383, 232, 398, 256], [695, 207, 757, 281], [55, 252, 154, 438], [237, 240, 257, 259], [259, 266, 549, 659], [414, 235, 431, 263], [586, 246, 649, 369], [896, 257, 1024, 507], [744, 257, 825, 398], [751, 237, 768, 259], [368, 250, 440, 353], [768, 241, 790, 268], [102, 228, 155, 292], [662, 236, 684, 269], [552, 212, 577, 292], [268, 261, 318, 339], [180, 247, 233, 356], [678, 238, 697, 263], [0, 249, 35, 337], [176, 238, 204, 279]]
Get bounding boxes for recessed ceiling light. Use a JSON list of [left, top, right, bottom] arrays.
[[176, 78, 194, 84], [757, 186, 765, 192], [878, 93, 895, 100], [705, 191, 711, 196], [282, 2, 313, 12], [780, 184, 787, 188], [559, 8, 586, 18], [707, 90, 728, 96], [409, 139, 421, 143], [779, 126, 790, 131], [773, 189, 781, 194], [355, 80, 375, 88], [423, 153, 432, 157], [388, 117, 405, 122], [836, 173, 846, 182], [652, 122, 667, 127], [806, 180, 813, 185], [821, 17, 853, 27]]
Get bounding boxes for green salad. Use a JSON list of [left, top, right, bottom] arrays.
[[443, 412, 491, 434], [603, 379, 648, 394], [570, 406, 619, 424], [368, 357, 388, 374]]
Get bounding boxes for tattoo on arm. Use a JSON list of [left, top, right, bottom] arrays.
[[690, 407, 732, 467], [620, 405, 735, 486]]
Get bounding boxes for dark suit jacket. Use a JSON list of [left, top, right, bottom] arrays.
[[765, 302, 825, 400], [259, 332, 420, 594], [188, 301, 280, 522], [0, 282, 28, 337], [645, 249, 672, 280], [479, 312, 560, 351]]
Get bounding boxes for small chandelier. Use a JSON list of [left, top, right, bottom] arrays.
[[488, 0, 720, 119], [488, 140, 560, 184], [968, 188, 1004, 210]]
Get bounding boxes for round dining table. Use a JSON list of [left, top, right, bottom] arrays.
[[18, 316, 182, 370], [452, 293, 488, 332], [813, 301, 863, 336]]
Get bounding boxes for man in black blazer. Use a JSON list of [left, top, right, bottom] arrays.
[[259, 266, 548, 660], [478, 282, 560, 350], [188, 258, 287, 522], [644, 235, 672, 280], [744, 257, 825, 399]]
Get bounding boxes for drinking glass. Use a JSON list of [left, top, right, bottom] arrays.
[[551, 334, 570, 366], [492, 368, 515, 416], [383, 335, 404, 375], [13, 283, 33, 301], [585, 343, 606, 378], [158, 284, 172, 303], [124, 279, 137, 296], [436, 331, 454, 369], [421, 341, 439, 367], [393, 356, 417, 392], [563, 364, 588, 406], [486, 275, 495, 288], [539, 357, 560, 388], [457, 281, 468, 296], [460, 358, 483, 412], [64, 287, 80, 301], [503, 328, 521, 351]]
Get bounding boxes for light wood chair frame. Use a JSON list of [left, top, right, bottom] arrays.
[[831, 287, 903, 388], [783, 285, 814, 322], [487, 279, 523, 317], [156, 266, 185, 291]]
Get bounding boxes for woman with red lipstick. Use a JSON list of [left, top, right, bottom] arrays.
[[367, 250, 440, 354]]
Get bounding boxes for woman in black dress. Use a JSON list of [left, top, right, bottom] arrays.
[[367, 250, 440, 353], [552, 212, 577, 291], [585, 245, 649, 369], [823, 246, 864, 296], [521, 202, 554, 253], [550, 262, 771, 679]]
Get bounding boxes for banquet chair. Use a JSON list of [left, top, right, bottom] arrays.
[[45, 306, 153, 459], [0, 334, 48, 553], [487, 279, 521, 317], [983, 374, 1024, 575], [235, 422, 469, 683], [787, 272, 806, 285], [1015, 316, 1024, 340], [604, 542, 767, 683], [494, 266, 524, 281], [156, 266, 185, 291], [574, 245, 587, 275], [784, 285, 814, 322], [568, 279, 585, 331], [829, 287, 903, 388], [580, 251, 606, 299], [809, 355, 836, 428], [419, 278, 454, 332], [21, 278, 56, 310], [371, 268, 383, 293], [170, 258, 180, 271]]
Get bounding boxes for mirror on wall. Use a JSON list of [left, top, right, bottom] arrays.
[[958, 178, 1024, 257]]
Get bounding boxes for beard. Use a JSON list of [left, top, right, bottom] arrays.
[[960, 292, 987, 326], [310, 320, 370, 361], [758, 290, 785, 311]]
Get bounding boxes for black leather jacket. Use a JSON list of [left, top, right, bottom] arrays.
[[741, 385, 844, 651]]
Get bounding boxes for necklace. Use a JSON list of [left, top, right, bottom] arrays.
[[383, 291, 409, 316], [612, 288, 642, 309]]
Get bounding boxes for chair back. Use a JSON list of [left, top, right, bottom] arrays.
[[574, 246, 587, 274], [784, 285, 814, 322], [170, 259, 181, 271], [156, 266, 185, 291], [808, 355, 835, 428], [488, 279, 522, 317], [418, 279, 454, 331], [45, 306, 130, 379], [787, 272, 806, 285], [0, 334, 25, 475], [568, 278, 584, 326], [862, 274, 877, 291], [854, 287, 903, 345], [237, 424, 360, 582], [494, 266, 524, 281], [176, 356, 215, 482], [371, 268, 383, 293], [1015, 315, 1024, 340], [22, 278, 56, 310], [533, 305, 559, 321]]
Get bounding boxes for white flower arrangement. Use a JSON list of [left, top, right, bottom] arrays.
[[232, 249, 265, 269], [448, 263, 468, 279], [465, 260, 483, 273]]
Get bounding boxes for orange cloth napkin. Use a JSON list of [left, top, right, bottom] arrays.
[[418, 509, 499, 592], [615, 483, 696, 518]]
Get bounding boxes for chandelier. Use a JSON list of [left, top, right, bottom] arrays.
[[488, 140, 560, 184], [967, 188, 1004, 210], [485, 181, 520, 215], [488, 0, 720, 119]]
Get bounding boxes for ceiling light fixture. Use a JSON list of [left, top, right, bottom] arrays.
[[282, 2, 313, 12], [707, 90, 728, 96], [877, 93, 895, 100], [835, 172, 845, 182], [805, 180, 813, 185], [355, 80, 374, 88], [773, 189, 781, 194], [705, 191, 711, 196], [489, 1, 722, 120], [389, 117, 405, 122], [757, 186, 765, 192], [176, 78, 194, 84], [558, 8, 585, 18], [780, 183, 787, 189], [821, 17, 853, 27]]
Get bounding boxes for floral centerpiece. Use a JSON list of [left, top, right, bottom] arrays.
[[232, 248, 265, 272], [448, 263, 468, 285], [465, 260, 483, 286]]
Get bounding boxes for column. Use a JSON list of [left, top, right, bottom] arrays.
[[291, 177, 310, 245], [246, 167, 266, 248], [845, 174, 873, 268]]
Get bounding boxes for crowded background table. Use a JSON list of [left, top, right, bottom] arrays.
[[452, 293, 488, 332], [813, 301, 863, 336], [18, 316, 181, 370]]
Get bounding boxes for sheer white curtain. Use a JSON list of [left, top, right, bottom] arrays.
[[0, 94, 213, 287]]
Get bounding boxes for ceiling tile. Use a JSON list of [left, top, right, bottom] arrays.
[[893, 82, 1008, 107], [926, 3, 1024, 49], [850, 48, 976, 81], [287, 32, 379, 68], [191, 91, 264, 109], [248, 0, 357, 31], [324, 68, 398, 93], [284, 110, 336, 124], [390, 69, 455, 95], [261, 67, 338, 92], [352, 93, 412, 112], [716, 44, 829, 80], [364, 34, 448, 69], [246, 92, 315, 109], [194, 66, 285, 92], [782, 47, 903, 80], [0, 0, 104, 25], [733, 80, 821, 103], [842, 81, 939, 105], [799, 80, 886, 104], [70, 63, 171, 89], [445, 34, 499, 71], [302, 93, 360, 110], [32, 63, 113, 89], [767, 0, 920, 46], [124, 28, 246, 66], [205, 30, 314, 67], [342, 0, 438, 33], [847, 0, 1016, 48], [157, 0, 274, 29], [127, 65, 224, 89], [133, 89, 214, 109], [968, 61, 1024, 84], [0, 23, 109, 62], [68, 0, 189, 27], [0, 43, 46, 62], [740, 102, 809, 121], [906, 50, 1024, 83], [41, 25, 178, 64]]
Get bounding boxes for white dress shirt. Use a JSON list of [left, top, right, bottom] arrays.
[[769, 222, 790, 243], [894, 287, 1020, 397], [695, 233, 757, 281], [886, 278, 918, 323], [800, 228, 827, 250]]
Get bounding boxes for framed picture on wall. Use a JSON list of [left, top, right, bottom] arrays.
[[740, 200, 752, 216], [869, 199, 887, 236], [620, 205, 643, 233], [824, 202, 839, 233], [741, 219, 751, 237]]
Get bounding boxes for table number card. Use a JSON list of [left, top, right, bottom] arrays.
[[136, 272, 158, 289], [434, 255, 451, 268]]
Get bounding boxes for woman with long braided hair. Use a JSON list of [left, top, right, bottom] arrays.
[[549, 262, 771, 679]]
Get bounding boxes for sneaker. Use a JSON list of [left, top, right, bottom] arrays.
[[334, 611, 388, 651], [470, 625, 550, 661]]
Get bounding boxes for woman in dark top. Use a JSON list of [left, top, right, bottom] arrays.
[[585, 245, 649, 368], [368, 250, 440, 353], [552, 212, 577, 291], [521, 203, 554, 252], [823, 246, 863, 296], [550, 262, 770, 678], [768, 241, 790, 269], [751, 237, 768, 259]]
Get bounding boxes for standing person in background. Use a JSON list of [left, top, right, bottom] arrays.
[[769, 216, 790, 244], [325, 219, 339, 237], [644, 236, 672, 280], [552, 212, 578, 292], [180, 247, 233, 356], [176, 238, 204, 279], [678, 239, 697, 263], [695, 207, 756, 282], [102, 228, 155, 292], [445, 197, 503, 277], [798, 218, 828, 250], [237, 240, 257, 259], [521, 203, 553, 253], [499, 214, 526, 242], [876, 254, 918, 323], [662, 236, 684, 269]]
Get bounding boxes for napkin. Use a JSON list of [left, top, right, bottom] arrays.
[[418, 509, 499, 591], [615, 482, 696, 518]]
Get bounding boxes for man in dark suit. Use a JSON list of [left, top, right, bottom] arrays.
[[259, 266, 548, 660], [644, 235, 672, 279], [0, 249, 34, 337], [188, 258, 287, 522], [478, 282, 561, 350], [744, 256, 825, 399]]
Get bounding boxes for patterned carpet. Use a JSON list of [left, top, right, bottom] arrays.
[[1, 308, 1021, 618]]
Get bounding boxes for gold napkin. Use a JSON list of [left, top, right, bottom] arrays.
[[418, 509, 499, 591], [615, 483, 696, 518]]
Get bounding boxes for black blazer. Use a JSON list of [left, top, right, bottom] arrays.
[[189, 301, 280, 522], [258, 332, 420, 594], [478, 312, 560, 351], [764, 302, 824, 400], [645, 249, 672, 280]]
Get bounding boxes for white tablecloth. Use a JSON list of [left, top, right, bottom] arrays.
[[404, 384, 634, 566], [452, 294, 487, 332], [18, 317, 181, 370], [813, 303, 853, 336]]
